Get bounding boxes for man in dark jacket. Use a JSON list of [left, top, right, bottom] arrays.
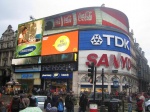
[[65, 93, 74, 112], [11, 95, 20, 112], [44, 94, 52, 109], [79, 93, 88, 112]]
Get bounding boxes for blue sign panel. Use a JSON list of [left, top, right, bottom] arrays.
[[113, 80, 119, 88], [21, 74, 33, 79], [79, 30, 130, 55], [41, 72, 72, 79]]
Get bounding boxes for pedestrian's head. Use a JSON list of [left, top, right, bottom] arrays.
[[47, 94, 51, 99]]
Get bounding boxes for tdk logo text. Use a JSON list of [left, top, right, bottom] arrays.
[[91, 34, 130, 50]]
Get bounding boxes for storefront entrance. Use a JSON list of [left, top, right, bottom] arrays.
[[45, 79, 72, 93], [18, 79, 34, 93]]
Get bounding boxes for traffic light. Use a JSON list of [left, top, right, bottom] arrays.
[[88, 62, 94, 84]]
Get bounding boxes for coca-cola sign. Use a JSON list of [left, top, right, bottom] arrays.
[[76, 9, 96, 25], [54, 17, 61, 27], [62, 14, 73, 26]]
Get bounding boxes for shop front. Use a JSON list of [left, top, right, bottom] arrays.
[[15, 73, 41, 93], [41, 72, 73, 93], [80, 85, 108, 95]]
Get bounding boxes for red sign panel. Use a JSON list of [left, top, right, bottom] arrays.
[[54, 17, 61, 27], [76, 9, 96, 25], [62, 14, 73, 27]]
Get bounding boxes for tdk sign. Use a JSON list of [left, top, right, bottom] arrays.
[[79, 30, 131, 55]]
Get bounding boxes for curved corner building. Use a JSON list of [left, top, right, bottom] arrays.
[[13, 6, 138, 95]]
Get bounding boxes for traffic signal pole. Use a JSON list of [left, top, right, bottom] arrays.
[[93, 66, 97, 102]]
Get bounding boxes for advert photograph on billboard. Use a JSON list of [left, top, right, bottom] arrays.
[[15, 19, 44, 58], [41, 31, 78, 55]]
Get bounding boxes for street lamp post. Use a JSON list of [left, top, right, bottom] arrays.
[[101, 68, 104, 104], [100, 68, 106, 112]]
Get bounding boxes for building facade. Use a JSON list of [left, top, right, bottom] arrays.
[[5, 6, 149, 95], [0, 25, 17, 86]]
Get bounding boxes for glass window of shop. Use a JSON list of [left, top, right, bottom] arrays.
[[97, 76, 107, 82], [111, 76, 120, 93], [45, 79, 72, 93], [81, 76, 89, 82]]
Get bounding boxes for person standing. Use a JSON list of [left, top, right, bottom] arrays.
[[65, 93, 73, 112], [136, 97, 144, 112], [79, 94, 88, 112], [11, 95, 20, 112], [70, 91, 76, 112], [44, 94, 52, 110], [22, 93, 30, 108], [57, 97, 64, 112], [139, 92, 145, 112], [127, 94, 133, 112]]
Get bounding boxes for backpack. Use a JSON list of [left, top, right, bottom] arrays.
[[46, 103, 51, 112], [58, 102, 63, 111], [11, 97, 20, 110], [29, 97, 37, 107]]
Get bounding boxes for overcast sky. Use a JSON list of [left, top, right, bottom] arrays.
[[0, 0, 150, 65]]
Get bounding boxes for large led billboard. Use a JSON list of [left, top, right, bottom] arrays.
[[41, 31, 78, 55], [79, 30, 130, 55], [15, 19, 44, 58]]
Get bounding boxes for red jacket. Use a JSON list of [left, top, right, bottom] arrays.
[[137, 99, 143, 111]]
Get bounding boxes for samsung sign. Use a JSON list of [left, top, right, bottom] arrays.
[[79, 30, 130, 55]]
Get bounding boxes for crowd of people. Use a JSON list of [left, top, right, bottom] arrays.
[[127, 92, 146, 112], [0, 88, 149, 112], [0, 92, 38, 112]]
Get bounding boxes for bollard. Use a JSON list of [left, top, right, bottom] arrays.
[[89, 104, 98, 112]]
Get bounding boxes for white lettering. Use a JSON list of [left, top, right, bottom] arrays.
[[64, 15, 72, 24], [78, 11, 92, 21], [102, 34, 129, 50], [61, 74, 69, 76], [103, 34, 114, 45]]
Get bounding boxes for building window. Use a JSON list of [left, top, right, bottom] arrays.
[[111, 76, 119, 83], [81, 76, 89, 82], [97, 76, 107, 82]]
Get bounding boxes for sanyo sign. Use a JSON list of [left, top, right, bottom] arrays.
[[79, 30, 131, 55]]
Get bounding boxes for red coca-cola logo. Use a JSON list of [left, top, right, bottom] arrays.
[[54, 17, 61, 27], [62, 14, 73, 26], [76, 9, 96, 25]]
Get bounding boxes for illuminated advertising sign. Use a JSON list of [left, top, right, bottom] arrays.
[[100, 7, 129, 33], [15, 19, 44, 58], [79, 30, 130, 55], [41, 31, 78, 55], [76, 9, 96, 25], [43, 7, 129, 36], [41, 53, 77, 63], [41, 72, 72, 79], [41, 62, 78, 72], [12, 57, 41, 65], [54, 17, 61, 27], [62, 14, 73, 27], [15, 65, 41, 72], [78, 50, 131, 73]]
